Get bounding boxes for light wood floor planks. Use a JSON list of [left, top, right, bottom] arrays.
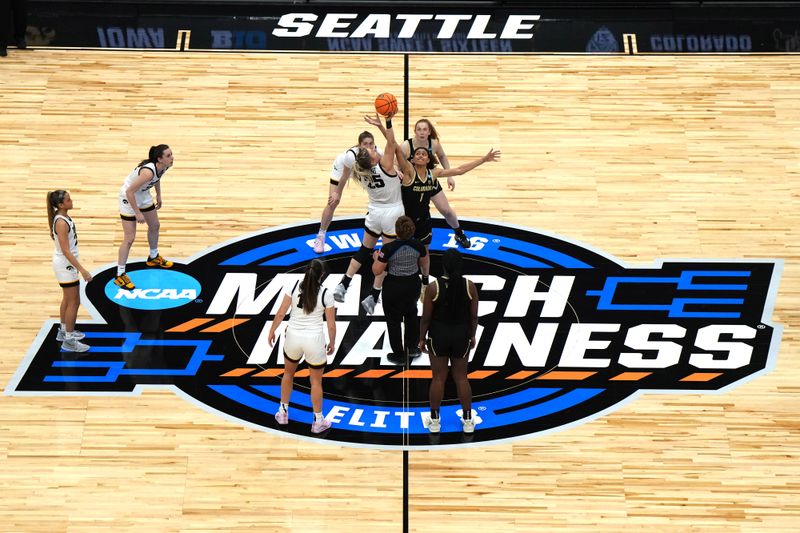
[[0, 50, 798, 531]]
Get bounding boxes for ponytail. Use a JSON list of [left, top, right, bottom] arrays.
[[441, 248, 467, 312], [138, 144, 170, 168], [299, 259, 326, 314], [46, 190, 67, 239], [351, 148, 375, 190]]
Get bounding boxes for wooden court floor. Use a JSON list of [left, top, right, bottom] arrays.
[[0, 50, 798, 531]]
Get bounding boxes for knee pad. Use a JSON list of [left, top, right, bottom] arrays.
[[354, 245, 374, 264]]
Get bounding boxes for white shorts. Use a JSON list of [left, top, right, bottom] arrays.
[[283, 329, 328, 367], [118, 191, 154, 218], [53, 254, 80, 286], [365, 203, 404, 237]]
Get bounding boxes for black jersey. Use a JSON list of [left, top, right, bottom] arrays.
[[401, 168, 443, 222], [431, 277, 473, 325]]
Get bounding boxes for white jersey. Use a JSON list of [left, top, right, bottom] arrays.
[[331, 147, 358, 183], [285, 285, 335, 334], [358, 161, 402, 209], [52, 214, 79, 259], [119, 162, 165, 208], [331, 146, 384, 183]]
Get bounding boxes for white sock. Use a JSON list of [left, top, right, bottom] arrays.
[[280, 403, 288, 413], [149, 249, 158, 258], [314, 412, 324, 422], [64, 331, 74, 340], [116, 265, 125, 276], [317, 230, 326, 238], [60, 322, 66, 331]]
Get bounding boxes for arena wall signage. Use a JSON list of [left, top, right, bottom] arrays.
[[6, 218, 782, 449], [25, 5, 800, 52]]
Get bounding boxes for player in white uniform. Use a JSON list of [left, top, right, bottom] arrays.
[[47, 190, 93, 352], [332, 112, 404, 315], [312, 131, 378, 254], [113, 144, 175, 291], [268, 259, 336, 434]]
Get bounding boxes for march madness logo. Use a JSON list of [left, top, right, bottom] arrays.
[[5, 218, 783, 449]]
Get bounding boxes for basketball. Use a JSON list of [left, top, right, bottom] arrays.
[[374, 93, 398, 117]]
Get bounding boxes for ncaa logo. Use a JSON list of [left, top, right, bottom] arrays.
[[7, 218, 783, 449], [104, 270, 201, 310]]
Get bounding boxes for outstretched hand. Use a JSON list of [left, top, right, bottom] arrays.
[[484, 148, 501, 163], [364, 114, 383, 127]]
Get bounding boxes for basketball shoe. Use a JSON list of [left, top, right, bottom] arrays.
[[361, 294, 377, 315], [56, 329, 85, 342], [311, 417, 332, 433], [113, 273, 135, 290], [462, 417, 475, 434], [455, 232, 471, 249], [387, 352, 406, 365], [146, 254, 173, 268], [313, 235, 325, 254], [61, 336, 89, 353], [333, 283, 347, 302]]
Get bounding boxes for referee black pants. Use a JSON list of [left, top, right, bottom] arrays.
[[382, 274, 421, 356]]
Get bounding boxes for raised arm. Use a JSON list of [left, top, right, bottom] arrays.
[[364, 113, 399, 172], [434, 148, 501, 179], [394, 143, 414, 182]]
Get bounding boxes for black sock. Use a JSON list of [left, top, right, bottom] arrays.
[[370, 286, 381, 300], [431, 409, 440, 420], [463, 409, 472, 420], [421, 275, 430, 285], [341, 275, 352, 289], [454, 227, 465, 236]]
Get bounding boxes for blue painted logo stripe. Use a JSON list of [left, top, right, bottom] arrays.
[[210, 384, 605, 435], [219, 228, 592, 268]]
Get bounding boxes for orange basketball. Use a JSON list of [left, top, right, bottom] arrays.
[[374, 93, 398, 117]]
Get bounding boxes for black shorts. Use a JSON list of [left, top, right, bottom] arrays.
[[413, 217, 432, 246], [428, 322, 470, 359]]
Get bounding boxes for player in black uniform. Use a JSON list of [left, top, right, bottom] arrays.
[[392, 142, 500, 293], [418, 249, 479, 434]]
